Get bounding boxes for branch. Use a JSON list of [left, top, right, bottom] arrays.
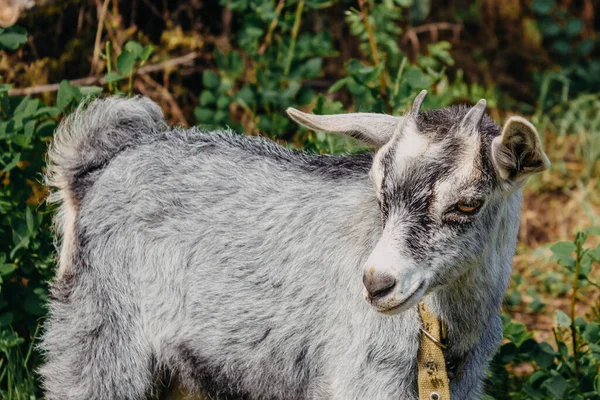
[[90, 0, 111, 75], [358, 0, 387, 98], [284, 0, 304, 76], [401, 22, 462, 61], [7, 52, 199, 96], [401, 22, 462, 43], [137, 74, 188, 126], [259, 0, 285, 55]]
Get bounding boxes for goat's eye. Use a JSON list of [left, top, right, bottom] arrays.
[[455, 199, 483, 215]]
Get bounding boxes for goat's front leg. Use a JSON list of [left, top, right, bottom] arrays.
[[450, 313, 503, 399]]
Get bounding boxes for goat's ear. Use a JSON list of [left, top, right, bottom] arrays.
[[491, 116, 550, 181], [286, 108, 401, 147]]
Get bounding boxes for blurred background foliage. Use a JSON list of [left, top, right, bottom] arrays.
[[0, 0, 599, 398]]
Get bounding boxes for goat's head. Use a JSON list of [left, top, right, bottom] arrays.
[[287, 91, 549, 314]]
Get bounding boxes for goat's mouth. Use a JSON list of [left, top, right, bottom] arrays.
[[367, 279, 428, 315]]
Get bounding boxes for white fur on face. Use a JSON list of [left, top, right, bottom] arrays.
[[370, 120, 431, 195], [393, 120, 430, 166]]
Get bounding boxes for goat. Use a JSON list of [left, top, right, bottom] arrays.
[[39, 91, 549, 399]]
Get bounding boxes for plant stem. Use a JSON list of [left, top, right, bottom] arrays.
[[570, 244, 581, 379], [284, 0, 305, 76], [358, 0, 387, 98], [106, 41, 113, 93], [393, 57, 407, 98], [23, 323, 40, 369], [90, 0, 111, 75], [259, 0, 285, 55], [128, 70, 134, 96]]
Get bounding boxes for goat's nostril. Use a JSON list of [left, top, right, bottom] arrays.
[[363, 273, 397, 299]]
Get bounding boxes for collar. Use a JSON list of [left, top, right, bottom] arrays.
[[417, 302, 451, 400]]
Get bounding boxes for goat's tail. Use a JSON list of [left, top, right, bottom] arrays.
[[46, 96, 165, 277], [46, 96, 165, 205]]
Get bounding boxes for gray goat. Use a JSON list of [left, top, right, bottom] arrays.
[[40, 91, 549, 399]]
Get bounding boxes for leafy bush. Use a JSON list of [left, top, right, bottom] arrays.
[[0, 80, 56, 397], [487, 230, 600, 399]]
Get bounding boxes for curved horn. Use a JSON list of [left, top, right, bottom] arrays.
[[286, 108, 401, 147], [408, 90, 427, 118], [460, 99, 487, 132]]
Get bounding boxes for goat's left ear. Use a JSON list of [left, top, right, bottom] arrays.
[[491, 116, 550, 181]]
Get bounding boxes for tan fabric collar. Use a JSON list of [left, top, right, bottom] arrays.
[[417, 302, 451, 400]]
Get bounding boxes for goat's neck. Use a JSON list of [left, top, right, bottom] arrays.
[[424, 190, 522, 353]]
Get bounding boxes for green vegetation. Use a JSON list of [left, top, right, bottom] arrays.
[[0, 0, 599, 398]]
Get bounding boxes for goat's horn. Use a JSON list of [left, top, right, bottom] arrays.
[[408, 90, 427, 118], [460, 98, 487, 132]]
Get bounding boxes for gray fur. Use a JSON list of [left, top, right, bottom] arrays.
[[40, 95, 548, 399]]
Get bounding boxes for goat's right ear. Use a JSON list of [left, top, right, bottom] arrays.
[[491, 116, 550, 182], [286, 108, 402, 147]]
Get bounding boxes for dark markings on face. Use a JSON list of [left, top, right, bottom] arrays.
[[376, 105, 501, 261]]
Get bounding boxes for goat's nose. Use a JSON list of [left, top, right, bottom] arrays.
[[363, 271, 397, 299]]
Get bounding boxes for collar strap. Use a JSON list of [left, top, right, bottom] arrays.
[[417, 302, 451, 400]]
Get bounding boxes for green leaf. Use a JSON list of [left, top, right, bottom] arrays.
[[34, 106, 62, 118], [199, 90, 216, 107], [538, 18, 561, 37], [550, 241, 576, 256], [565, 18, 584, 38], [3, 152, 21, 172], [79, 86, 103, 96], [531, 0, 555, 15], [304, 57, 323, 78], [346, 59, 383, 84], [579, 252, 593, 277], [57, 80, 75, 110], [202, 70, 220, 90], [104, 71, 124, 84], [550, 241, 576, 268], [227, 51, 244, 78], [504, 320, 532, 347], [0, 263, 15, 276], [586, 226, 600, 236], [194, 107, 214, 123], [234, 86, 255, 107], [582, 323, 599, 343], [216, 95, 231, 110], [405, 66, 431, 88], [428, 41, 454, 66], [577, 38, 594, 56], [555, 310, 571, 327], [552, 40, 571, 55], [328, 78, 348, 93], [534, 342, 557, 369], [36, 120, 57, 137], [139, 45, 154, 62], [312, 94, 345, 115], [0, 312, 14, 327], [124, 41, 143, 59], [25, 207, 34, 233], [24, 293, 45, 316], [0, 84, 12, 93], [116, 50, 135, 75], [0, 32, 28, 50], [590, 244, 600, 262], [542, 373, 568, 398], [498, 342, 517, 363]]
